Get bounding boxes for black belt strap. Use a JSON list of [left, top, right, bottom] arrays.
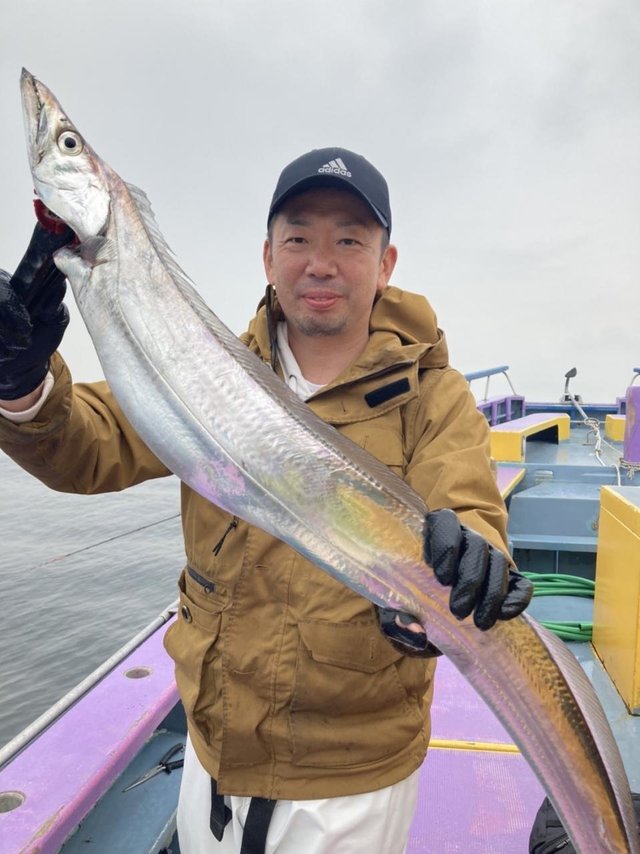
[[209, 778, 232, 842], [209, 778, 277, 853], [240, 796, 277, 854]]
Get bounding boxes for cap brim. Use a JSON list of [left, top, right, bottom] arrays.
[[269, 175, 389, 230]]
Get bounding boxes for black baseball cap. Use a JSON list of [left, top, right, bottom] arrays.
[[268, 147, 391, 233]]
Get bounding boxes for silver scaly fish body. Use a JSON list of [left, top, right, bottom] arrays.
[[19, 69, 638, 853]]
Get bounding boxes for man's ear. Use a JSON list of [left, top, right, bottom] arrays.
[[263, 238, 273, 281], [377, 243, 398, 292]]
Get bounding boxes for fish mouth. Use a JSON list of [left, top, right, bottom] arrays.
[[19, 70, 111, 240], [20, 68, 48, 168]]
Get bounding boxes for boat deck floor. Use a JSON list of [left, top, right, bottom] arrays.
[[523, 422, 623, 471], [408, 594, 640, 852], [52, 594, 639, 853]]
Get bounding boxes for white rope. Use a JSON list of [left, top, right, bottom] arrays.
[[566, 393, 622, 486], [620, 458, 640, 480]]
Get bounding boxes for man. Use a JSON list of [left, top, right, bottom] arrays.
[[0, 147, 531, 853]]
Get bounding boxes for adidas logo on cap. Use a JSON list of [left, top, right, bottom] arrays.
[[318, 157, 352, 178]]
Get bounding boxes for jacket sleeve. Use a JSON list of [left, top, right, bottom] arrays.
[[0, 351, 171, 493], [403, 367, 511, 558]]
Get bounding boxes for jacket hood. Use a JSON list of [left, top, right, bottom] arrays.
[[369, 286, 449, 370], [243, 285, 450, 373]]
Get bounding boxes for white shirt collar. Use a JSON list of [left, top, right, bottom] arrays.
[[276, 322, 325, 401]]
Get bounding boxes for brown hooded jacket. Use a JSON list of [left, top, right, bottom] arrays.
[[0, 286, 509, 799]]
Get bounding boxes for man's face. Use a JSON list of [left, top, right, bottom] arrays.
[[263, 188, 397, 342]]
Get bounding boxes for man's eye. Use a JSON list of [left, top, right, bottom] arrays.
[[286, 236, 306, 244], [340, 238, 360, 246]]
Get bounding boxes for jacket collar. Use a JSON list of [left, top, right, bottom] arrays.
[[241, 285, 450, 424]]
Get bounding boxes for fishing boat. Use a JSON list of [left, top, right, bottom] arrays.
[[1, 365, 639, 853]]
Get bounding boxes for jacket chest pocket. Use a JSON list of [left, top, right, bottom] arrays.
[[289, 620, 424, 768], [163, 571, 224, 739]]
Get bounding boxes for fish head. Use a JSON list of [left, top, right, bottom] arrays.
[[20, 69, 110, 241]]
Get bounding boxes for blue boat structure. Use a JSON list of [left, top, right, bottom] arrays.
[[1, 365, 639, 853]]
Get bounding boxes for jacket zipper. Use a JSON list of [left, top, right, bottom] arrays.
[[539, 836, 570, 853], [212, 516, 239, 556], [187, 565, 216, 594]]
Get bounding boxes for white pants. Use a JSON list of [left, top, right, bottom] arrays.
[[177, 736, 420, 854]]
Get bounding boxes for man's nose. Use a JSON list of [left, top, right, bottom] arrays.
[[305, 246, 338, 277]]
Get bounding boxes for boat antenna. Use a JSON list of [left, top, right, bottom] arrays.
[[562, 367, 578, 403]]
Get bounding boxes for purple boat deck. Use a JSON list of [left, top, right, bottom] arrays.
[[407, 656, 544, 852], [0, 616, 546, 853], [6, 582, 628, 854]]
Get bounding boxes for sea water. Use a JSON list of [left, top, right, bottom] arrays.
[[0, 451, 186, 748]]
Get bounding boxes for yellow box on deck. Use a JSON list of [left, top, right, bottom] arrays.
[[593, 486, 640, 714], [605, 414, 626, 442], [490, 413, 570, 463]]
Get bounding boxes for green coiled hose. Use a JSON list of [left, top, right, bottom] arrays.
[[521, 572, 594, 642]]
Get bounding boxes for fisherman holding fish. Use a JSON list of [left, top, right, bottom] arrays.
[[0, 143, 532, 853]]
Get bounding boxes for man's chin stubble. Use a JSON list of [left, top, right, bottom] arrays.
[[292, 316, 348, 337]]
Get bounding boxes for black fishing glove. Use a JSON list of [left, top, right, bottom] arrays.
[[424, 508, 533, 630], [0, 215, 74, 401], [378, 508, 532, 654], [376, 605, 441, 658]]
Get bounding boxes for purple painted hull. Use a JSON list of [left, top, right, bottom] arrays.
[[0, 621, 177, 853]]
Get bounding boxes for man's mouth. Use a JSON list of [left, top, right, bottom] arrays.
[[302, 293, 340, 310]]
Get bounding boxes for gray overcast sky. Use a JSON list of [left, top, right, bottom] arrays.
[[1, 0, 638, 402]]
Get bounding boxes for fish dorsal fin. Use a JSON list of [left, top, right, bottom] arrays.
[[124, 181, 219, 322], [125, 182, 176, 261]]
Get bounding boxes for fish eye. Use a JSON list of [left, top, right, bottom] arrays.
[[57, 131, 84, 156]]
